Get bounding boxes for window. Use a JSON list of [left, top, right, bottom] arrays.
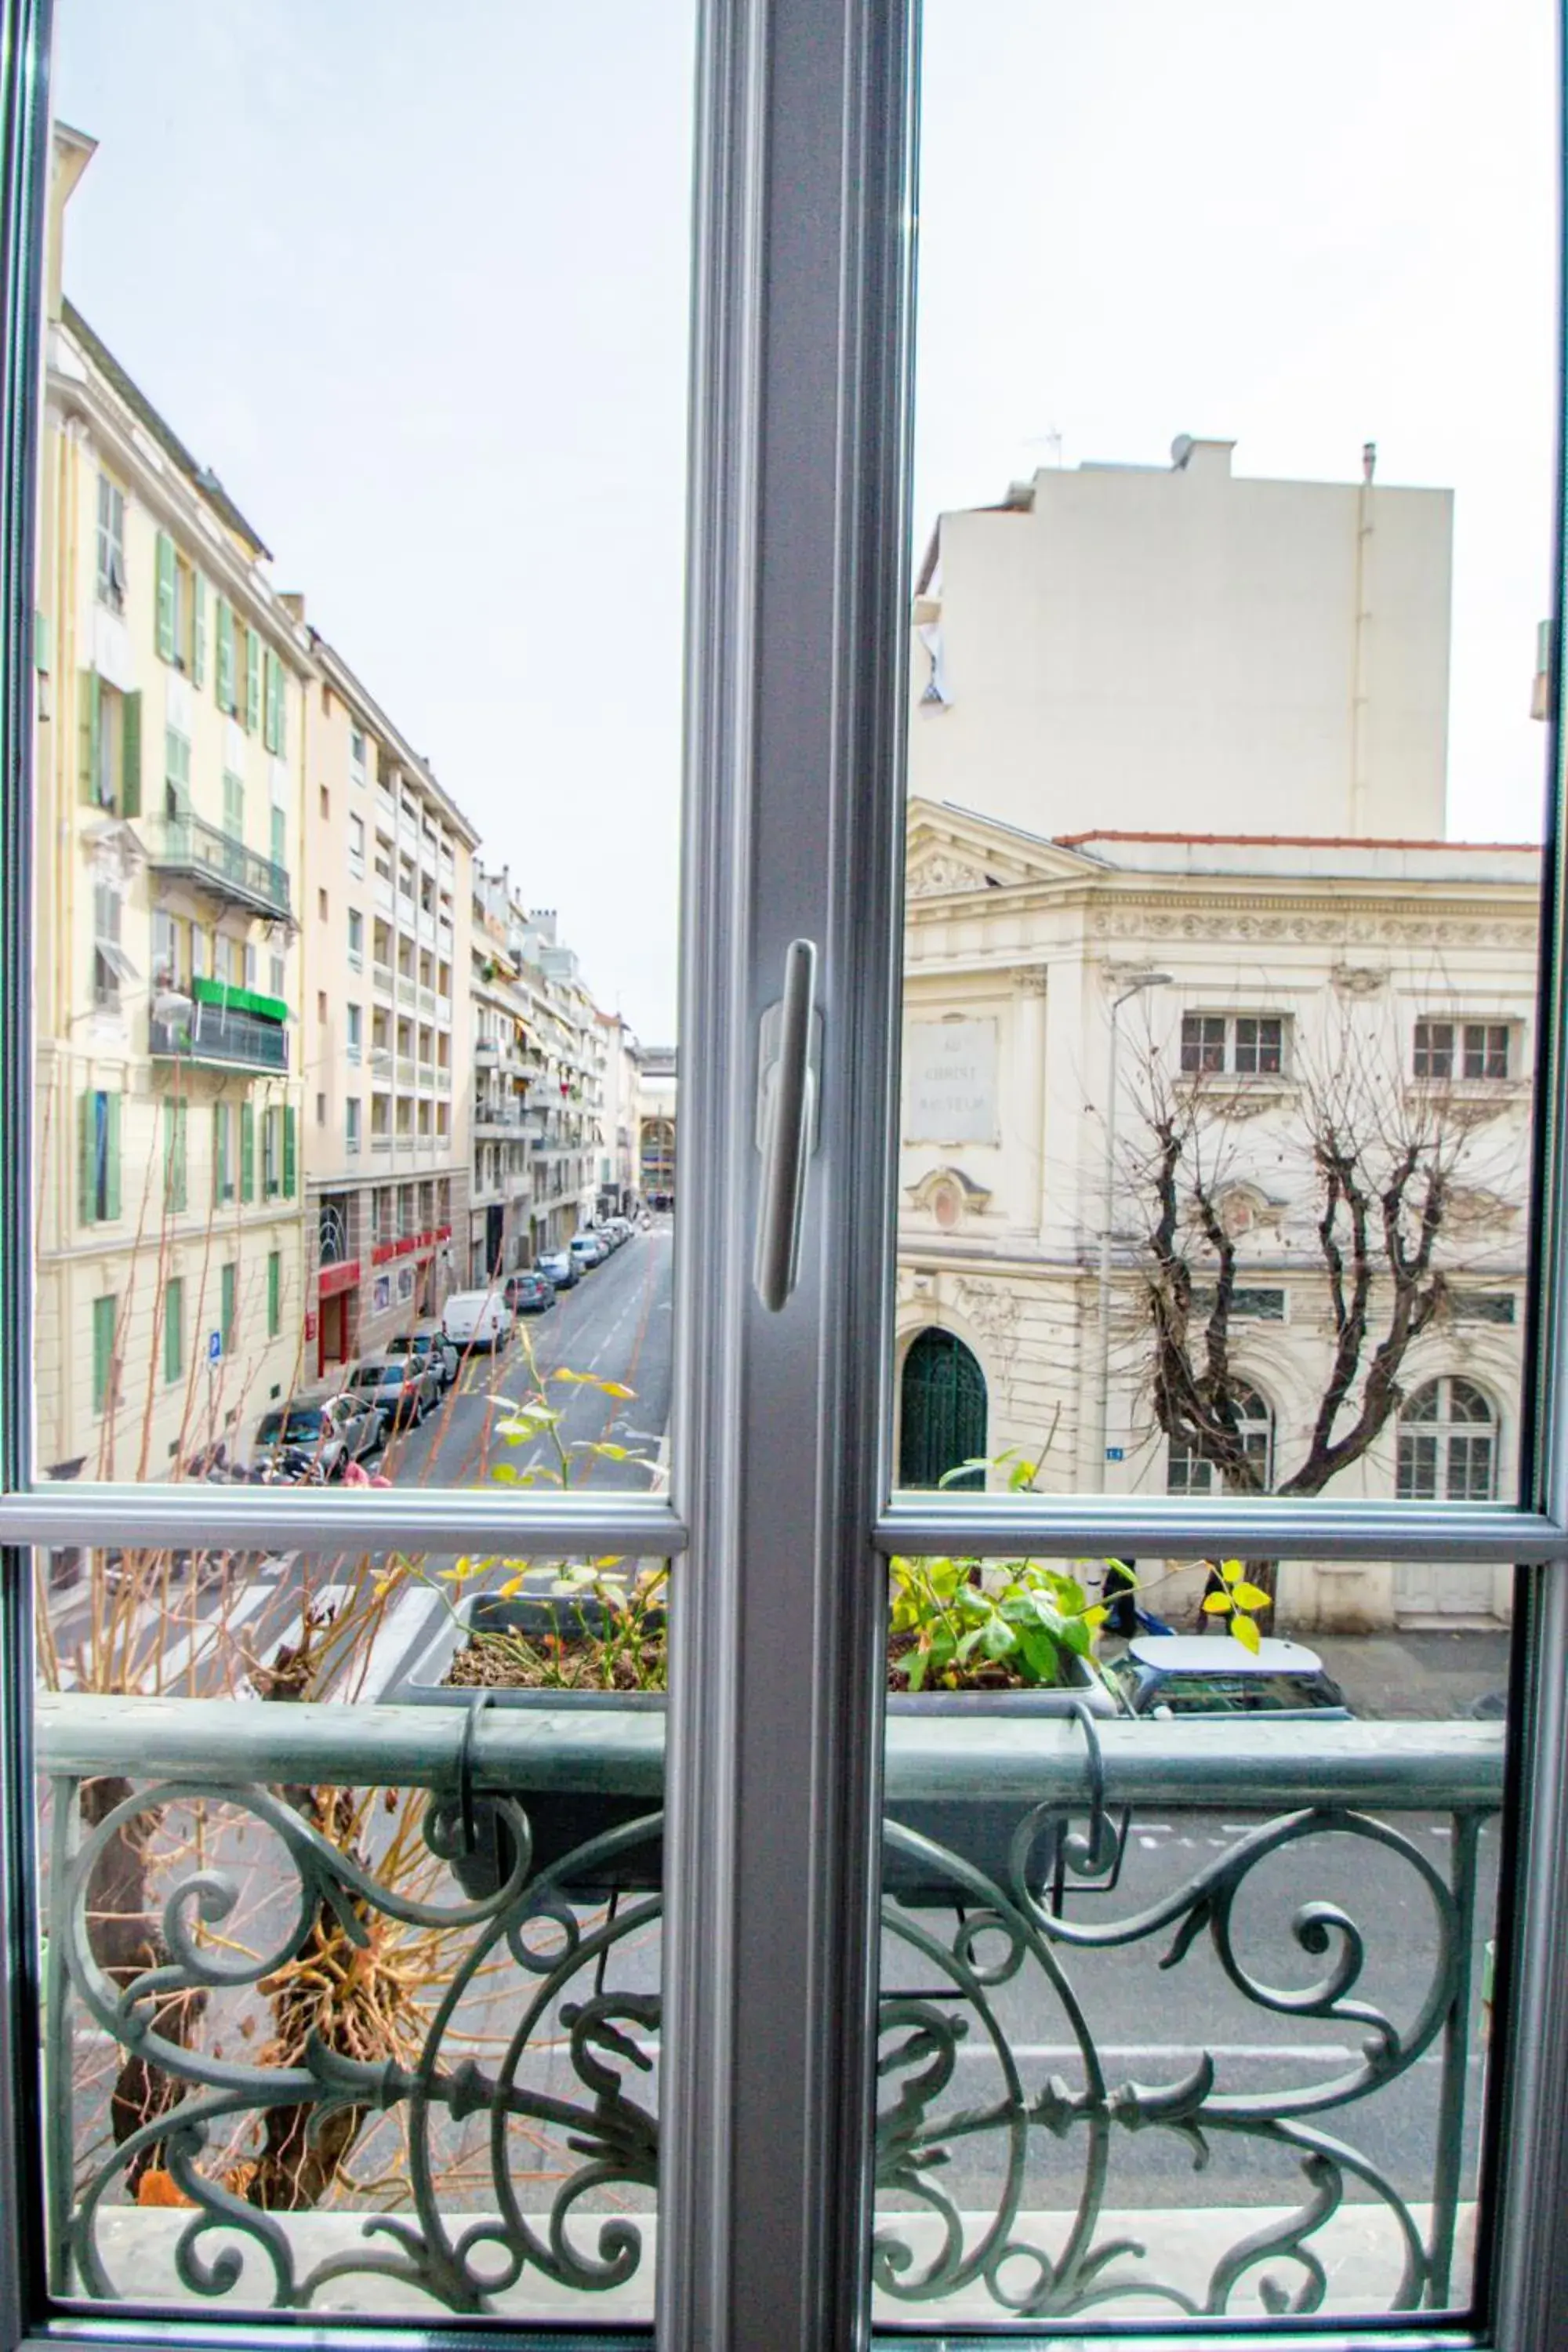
[[223, 770, 243, 841], [263, 1104, 281, 1196], [94, 473, 125, 608], [269, 951, 285, 997], [215, 594, 236, 713], [318, 887, 329, 921], [347, 1003, 362, 1061], [350, 725, 368, 787], [90, 873, 130, 1010], [267, 1250, 281, 1339], [1414, 1018, 1512, 1080], [270, 804, 287, 874], [346, 1097, 361, 1154], [348, 811, 365, 876], [163, 724, 190, 818], [163, 1276, 183, 1385], [1397, 1376, 1497, 1501], [78, 1089, 119, 1224], [318, 990, 328, 1024], [319, 784, 330, 821], [90, 1294, 118, 1415], [1167, 1381, 1274, 1494], [1180, 1011, 1284, 1076], [151, 909, 190, 993], [347, 907, 365, 967], [1189, 1285, 1287, 1321]]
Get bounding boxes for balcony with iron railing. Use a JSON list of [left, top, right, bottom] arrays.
[[32, 1690, 1501, 2325], [149, 987, 289, 1073], [140, 811, 291, 922]]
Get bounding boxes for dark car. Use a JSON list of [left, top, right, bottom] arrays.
[[389, 1323, 459, 1387], [504, 1269, 557, 1315], [347, 1352, 441, 1430], [252, 1391, 384, 1479], [1105, 1635, 1352, 1719]]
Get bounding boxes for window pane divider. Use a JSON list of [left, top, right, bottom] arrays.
[[874, 1497, 1567, 1562], [0, 1488, 686, 1555]]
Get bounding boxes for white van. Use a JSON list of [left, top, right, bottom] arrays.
[[441, 1290, 510, 1353]]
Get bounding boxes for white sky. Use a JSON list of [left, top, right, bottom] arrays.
[[53, 1, 1559, 1039]]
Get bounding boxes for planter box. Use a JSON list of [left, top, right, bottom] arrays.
[[390, 1593, 1115, 1904]]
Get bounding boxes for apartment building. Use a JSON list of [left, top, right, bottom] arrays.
[[33, 126, 313, 1479], [637, 1047, 678, 1207], [596, 1011, 641, 1217], [299, 636, 478, 1378], [469, 890, 546, 1283]]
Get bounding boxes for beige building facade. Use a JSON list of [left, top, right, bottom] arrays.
[[34, 126, 312, 1479], [897, 800, 1538, 1630], [299, 636, 477, 1377]]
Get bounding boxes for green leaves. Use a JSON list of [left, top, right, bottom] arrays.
[[887, 1549, 1114, 1692], [1198, 1557, 1272, 1649]]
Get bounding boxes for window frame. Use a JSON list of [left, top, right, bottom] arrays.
[[3, 6, 1568, 2352]]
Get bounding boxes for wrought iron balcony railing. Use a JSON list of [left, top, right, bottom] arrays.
[[140, 812, 291, 922], [33, 1695, 1502, 2326]]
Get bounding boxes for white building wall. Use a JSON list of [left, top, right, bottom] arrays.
[[909, 439, 1453, 844]]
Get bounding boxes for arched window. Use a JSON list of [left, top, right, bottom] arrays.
[[898, 1326, 987, 1490], [1397, 1377, 1497, 1501], [1167, 1381, 1273, 1494]]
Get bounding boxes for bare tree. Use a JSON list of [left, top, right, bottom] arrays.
[[1123, 1010, 1515, 1504]]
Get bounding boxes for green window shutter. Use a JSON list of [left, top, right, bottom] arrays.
[[120, 691, 142, 818], [240, 1100, 256, 1202], [104, 1091, 122, 1221], [78, 670, 101, 804], [282, 1103, 297, 1197], [273, 658, 287, 758], [212, 1102, 227, 1204], [78, 1092, 96, 1225], [165, 1277, 184, 1384], [223, 772, 244, 840], [245, 626, 261, 732], [191, 574, 207, 688], [216, 597, 234, 712], [270, 805, 287, 873], [220, 1261, 236, 1350], [92, 1296, 116, 1415], [267, 1251, 281, 1339], [155, 532, 176, 662], [261, 649, 274, 752], [163, 1098, 187, 1211]]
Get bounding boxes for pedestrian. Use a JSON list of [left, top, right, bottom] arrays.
[[1103, 1558, 1138, 1639]]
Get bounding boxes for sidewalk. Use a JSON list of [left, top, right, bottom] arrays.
[[1308, 1628, 1512, 1721]]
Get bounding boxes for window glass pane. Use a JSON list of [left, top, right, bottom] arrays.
[[32, 0, 688, 1490], [34, 1541, 669, 2320], [896, 0, 1549, 1541], [880, 0, 1546, 2321]]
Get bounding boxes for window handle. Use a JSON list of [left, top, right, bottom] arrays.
[[754, 938, 821, 1312]]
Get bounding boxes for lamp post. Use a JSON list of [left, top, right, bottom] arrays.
[[1094, 971, 1171, 1486]]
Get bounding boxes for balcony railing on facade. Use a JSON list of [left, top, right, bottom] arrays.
[[37, 1628, 1497, 2327], [140, 811, 291, 923], [149, 993, 289, 1074], [372, 960, 394, 996]]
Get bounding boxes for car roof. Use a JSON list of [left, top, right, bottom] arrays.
[[1127, 1635, 1327, 1675], [353, 1351, 410, 1372]]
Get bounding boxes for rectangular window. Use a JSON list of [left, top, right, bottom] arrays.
[[348, 811, 365, 876], [347, 1003, 362, 1060], [263, 1105, 280, 1197], [215, 594, 236, 713], [346, 1097, 361, 1153], [1464, 1021, 1511, 1079], [347, 907, 364, 967], [1181, 1012, 1283, 1076], [220, 1259, 237, 1351], [223, 771, 243, 841], [244, 622, 261, 732], [1414, 1018, 1454, 1079], [239, 1099, 256, 1203], [91, 875, 128, 1011], [91, 1294, 118, 1416], [163, 725, 190, 818], [270, 951, 285, 997], [267, 1250, 281, 1339], [163, 1276, 184, 1385], [350, 725, 368, 786], [95, 474, 125, 609]]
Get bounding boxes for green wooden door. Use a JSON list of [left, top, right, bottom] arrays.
[[898, 1326, 987, 1490]]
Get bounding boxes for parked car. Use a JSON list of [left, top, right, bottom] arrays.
[[607, 1218, 634, 1246], [441, 1290, 511, 1352], [504, 1269, 557, 1315], [252, 1390, 385, 1479], [1105, 1635, 1352, 1719], [570, 1232, 608, 1272], [388, 1322, 459, 1387], [346, 1352, 441, 1429], [537, 1249, 578, 1290]]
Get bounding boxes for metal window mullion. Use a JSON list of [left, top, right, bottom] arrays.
[[659, 0, 912, 2345], [874, 1497, 1568, 1562], [0, 1489, 688, 1554]]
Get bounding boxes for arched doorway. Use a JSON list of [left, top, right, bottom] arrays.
[[899, 1327, 987, 1490]]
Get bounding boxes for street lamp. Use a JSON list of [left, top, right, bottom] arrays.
[[1095, 971, 1172, 1486]]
